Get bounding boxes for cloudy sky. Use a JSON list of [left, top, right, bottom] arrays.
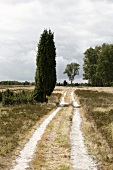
[[0, 0, 113, 83]]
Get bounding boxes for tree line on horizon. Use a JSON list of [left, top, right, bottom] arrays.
[[83, 43, 113, 86], [0, 81, 33, 86]]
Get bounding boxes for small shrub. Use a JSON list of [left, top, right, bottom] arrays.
[[2, 89, 35, 106]]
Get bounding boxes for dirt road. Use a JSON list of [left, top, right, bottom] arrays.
[[11, 87, 97, 170]]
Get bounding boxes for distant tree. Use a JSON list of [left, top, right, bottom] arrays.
[[31, 82, 35, 86], [56, 82, 61, 86], [64, 63, 80, 85], [75, 83, 79, 86], [63, 80, 68, 86], [34, 29, 56, 102], [24, 81, 30, 86]]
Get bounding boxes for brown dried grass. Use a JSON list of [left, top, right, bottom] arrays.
[[75, 88, 113, 170], [29, 89, 73, 170]]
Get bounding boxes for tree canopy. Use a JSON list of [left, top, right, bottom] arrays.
[[83, 43, 113, 86], [34, 29, 56, 102], [64, 63, 80, 84]]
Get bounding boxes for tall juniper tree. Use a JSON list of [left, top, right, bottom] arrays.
[[34, 29, 56, 102]]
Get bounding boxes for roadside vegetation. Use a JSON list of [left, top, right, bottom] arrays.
[[0, 89, 61, 169], [76, 89, 113, 170], [0, 89, 34, 106]]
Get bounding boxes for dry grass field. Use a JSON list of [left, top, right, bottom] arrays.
[[78, 86, 113, 93], [1, 85, 113, 169], [0, 85, 34, 92], [75, 87, 113, 169], [0, 85, 61, 169]]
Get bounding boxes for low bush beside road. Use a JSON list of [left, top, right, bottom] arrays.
[[0, 89, 34, 106]]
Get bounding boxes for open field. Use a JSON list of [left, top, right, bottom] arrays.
[[77, 86, 113, 93], [0, 85, 34, 92], [0, 86, 62, 169], [75, 87, 113, 169], [1, 85, 113, 169]]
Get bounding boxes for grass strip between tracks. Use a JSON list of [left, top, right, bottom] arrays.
[[29, 89, 73, 170]]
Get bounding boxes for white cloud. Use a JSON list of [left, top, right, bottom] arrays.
[[0, 0, 113, 82]]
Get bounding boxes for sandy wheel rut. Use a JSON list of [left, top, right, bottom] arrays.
[[11, 89, 97, 170]]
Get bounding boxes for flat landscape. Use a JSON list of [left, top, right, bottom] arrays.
[[0, 86, 113, 169]]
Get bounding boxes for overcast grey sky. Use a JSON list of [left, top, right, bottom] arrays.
[[0, 0, 113, 83]]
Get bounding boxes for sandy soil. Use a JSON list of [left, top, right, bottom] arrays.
[[29, 88, 73, 170], [11, 90, 69, 170], [70, 91, 97, 170]]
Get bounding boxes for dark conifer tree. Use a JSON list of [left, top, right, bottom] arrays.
[[34, 29, 56, 102]]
